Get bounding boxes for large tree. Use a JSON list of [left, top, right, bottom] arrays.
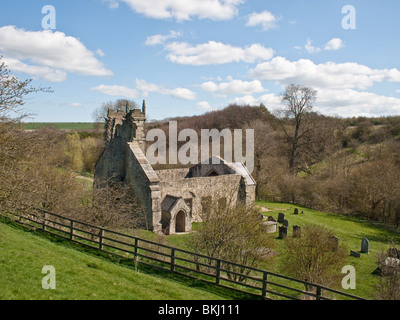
[[278, 84, 318, 174]]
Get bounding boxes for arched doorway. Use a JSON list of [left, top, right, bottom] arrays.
[[175, 210, 186, 233]]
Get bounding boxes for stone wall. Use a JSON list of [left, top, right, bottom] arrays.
[[158, 174, 243, 222], [124, 141, 162, 233]]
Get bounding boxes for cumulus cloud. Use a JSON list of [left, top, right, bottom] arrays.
[[199, 79, 266, 95], [135, 79, 197, 100], [248, 56, 400, 116], [2, 56, 67, 82], [0, 26, 112, 81], [196, 101, 219, 111], [145, 30, 182, 46], [230, 93, 281, 108], [304, 38, 321, 54], [296, 38, 345, 54], [90, 85, 139, 98], [106, 0, 243, 21], [164, 41, 274, 65], [316, 88, 400, 117], [249, 56, 400, 90], [245, 10, 278, 31], [324, 38, 345, 51]]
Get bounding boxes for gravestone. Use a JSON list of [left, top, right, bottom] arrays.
[[283, 219, 289, 227], [278, 213, 285, 224], [350, 250, 361, 258], [330, 236, 339, 252], [294, 208, 299, 215], [293, 225, 301, 238], [268, 216, 276, 222], [278, 226, 287, 239], [263, 221, 278, 234], [361, 238, 369, 254]]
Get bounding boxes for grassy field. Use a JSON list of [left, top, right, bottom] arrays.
[[255, 201, 400, 299], [163, 201, 400, 300], [2, 201, 400, 300], [0, 220, 240, 300], [22, 122, 97, 130]]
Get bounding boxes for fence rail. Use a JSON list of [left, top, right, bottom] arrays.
[[0, 209, 366, 300]]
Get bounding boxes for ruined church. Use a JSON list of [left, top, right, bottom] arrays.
[[94, 101, 256, 235]]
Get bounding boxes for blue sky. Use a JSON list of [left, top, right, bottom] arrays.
[[1, 0, 400, 122]]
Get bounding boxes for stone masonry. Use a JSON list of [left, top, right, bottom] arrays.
[[94, 101, 256, 235]]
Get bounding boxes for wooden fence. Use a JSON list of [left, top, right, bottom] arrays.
[[0, 209, 366, 300]]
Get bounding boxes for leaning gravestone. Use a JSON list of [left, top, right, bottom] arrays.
[[361, 238, 369, 254], [278, 213, 285, 224], [278, 226, 287, 239], [350, 250, 361, 258], [283, 219, 289, 227], [294, 208, 299, 215], [293, 225, 301, 238]]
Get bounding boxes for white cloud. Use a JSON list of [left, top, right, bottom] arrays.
[[91, 85, 139, 98], [199, 79, 266, 95], [2, 56, 67, 82], [96, 49, 105, 57], [196, 101, 219, 111], [135, 79, 197, 100], [249, 56, 400, 90], [107, 0, 243, 21], [304, 38, 321, 54], [316, 88, 400, 117], [230, 93, 281, 107], [61, 102, 83, 108], [324, 38, 345, 51], [245, 10, 278, 31], [0, 26, 112, 81], [164, 41, 274, 65], [145, 30, 182, 46], [296, 38, 345, 54]]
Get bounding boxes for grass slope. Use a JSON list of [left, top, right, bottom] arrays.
[[256, 201, 400, 299], [0, 221, 230, 300]]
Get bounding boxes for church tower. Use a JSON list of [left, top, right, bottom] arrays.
[[94, 100, 147, 185]]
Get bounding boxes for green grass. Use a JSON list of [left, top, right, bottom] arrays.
[[256, 201, 400, 299], [0, 221, 235, 300], [22, 122, 96, 130]]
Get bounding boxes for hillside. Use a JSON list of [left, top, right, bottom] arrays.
[[0, 221, 233, 300]]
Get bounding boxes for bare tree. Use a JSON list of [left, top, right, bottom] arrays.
[[92, 99, 139, 123], [0, 56, 51, 120], [188, 193, 273, 281], [277, 84, 318, 174]]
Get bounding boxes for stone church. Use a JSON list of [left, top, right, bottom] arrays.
[[94, 101, 256, 235]]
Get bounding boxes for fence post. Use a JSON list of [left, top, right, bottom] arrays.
[[70, 220, 74, 240], [316, 286, 322, 300], [262, 272, 268, 299], [42, 212, 47, 230], [216, 259, 221, 285], [99, 228, 104, 250], [171, 248, 175, 272], [134, 238, 139, 271]]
